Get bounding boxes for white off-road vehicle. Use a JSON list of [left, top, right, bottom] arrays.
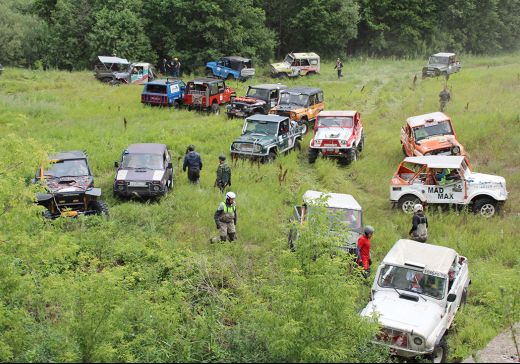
[[390, 156, 507, 217], [361, 239, 470, 362]]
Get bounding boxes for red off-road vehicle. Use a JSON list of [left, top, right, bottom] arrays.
[[183, 78, 236, 114]]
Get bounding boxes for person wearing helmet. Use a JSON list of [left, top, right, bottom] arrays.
[[183, 144, 203, 184], [214, 192, 237, 242], [357, 225, 375, 278], [409, 203, 428, 242], [214, 155, 231, 193]]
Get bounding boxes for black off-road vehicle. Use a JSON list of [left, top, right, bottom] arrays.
[[33, 151, 109, 219], [226, 84, 288, 118]]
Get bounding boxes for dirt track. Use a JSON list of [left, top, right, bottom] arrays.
[[462, 323, 520, 363]]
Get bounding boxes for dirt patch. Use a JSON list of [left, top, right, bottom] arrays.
[[463, 323, 520, 363]]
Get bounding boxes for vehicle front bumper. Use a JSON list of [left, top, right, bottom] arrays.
[[311, 146, 352, 157], [113, 185, 167, 197], [226, 107, 253, 118]]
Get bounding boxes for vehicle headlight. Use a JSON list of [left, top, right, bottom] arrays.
[[231, 143, 237, 150], [117, 184, 125, 190], [153, 185, 160, 191], [290, 112, 296, 119], [269, 110, 276, 115], [452, 146, 460, 154], [424, 152, 431, 156], [340, 140, 347, 145], [413, 337, 424, 346], [253, 145, 262, 152], [314, 139, 321, 146]]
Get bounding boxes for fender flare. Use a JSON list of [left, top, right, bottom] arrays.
[[467, 192, 502, 203], [394, 191, 425, 203], [85, 188, 102, 197]]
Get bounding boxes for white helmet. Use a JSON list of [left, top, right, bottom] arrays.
[[413, 203, 424, 213], [226, 192, 236, 199]]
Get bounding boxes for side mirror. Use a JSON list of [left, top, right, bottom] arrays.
[[447, 293, 457, 302], [114, 161, 119, 168], [167, 162, 172, 169]]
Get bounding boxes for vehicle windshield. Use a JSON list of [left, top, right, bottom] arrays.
[[284, 54, 294, 64], [414, 120, 453, 141], [279, 92, 309, 106], [246, 87, 270, 100], [327, 207, 362, 230], [378, 265, 446, 300], [121, 154, 164, 169], [428, 56, 449, 65], [244, 120, 278, 135], [145, 84, 166, 94], [186, 82, 207, 93], [44, 159, 89, 177], [318, 116, 353, 128]]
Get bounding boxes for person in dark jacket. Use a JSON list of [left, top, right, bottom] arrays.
[[334, 58, 343, 79], [183, 144, 203, 183], [409, 204, 428, 242], [439, 86, 451, 112], [214, 155, 231, 193], [357, 225, 374, 278], [214, 192, 237, 242]]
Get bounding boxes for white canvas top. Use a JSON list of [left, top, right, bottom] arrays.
[[406, 112, 449, 128], [432, 52, 456, 57], [303, 190, 362, 210], [291, 52, 320, 59], [403, 156, 465, 169], [318, 110, 357, 117], [98, 56, 129, 64], [383, 239, 457, 276], [133, 62, 151, 67]]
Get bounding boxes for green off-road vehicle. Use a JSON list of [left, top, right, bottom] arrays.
[[230, 114, 303, 162]]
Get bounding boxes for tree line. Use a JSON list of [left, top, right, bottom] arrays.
[[1, 0, 520, 70]]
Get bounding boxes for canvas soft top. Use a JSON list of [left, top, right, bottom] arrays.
[[303, 190, 362, 211], [382, 239, 457, 276], [406, 112, 450, 128], [98, 56, 129, 65], [245, 114, 287, 123], [189, 77, 222, 84], [145, 79, 183, 86], [290, 52, 320, 59], [222, 56, 251, 62], [432, 52, 456, 58], [126, 143, 167, 155], [403, 156, 466, 169], [282, 87, 322, 95], [250, 84, 288, 90]]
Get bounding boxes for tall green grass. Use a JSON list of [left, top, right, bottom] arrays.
[[0, 54, 519, 361]]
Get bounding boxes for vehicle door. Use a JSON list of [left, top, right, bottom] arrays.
[[215, 59, 226, 78], [445, 258, 466, 326], [401, 125, 414, 155], [424, 168, 465, 204], [299, 58, 311, 74], [311, 92, 324, 120], [268, 89, 279, 110], [277, 119, 290, 151], [169, 83, 181, 103]]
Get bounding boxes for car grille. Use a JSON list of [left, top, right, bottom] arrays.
[[377, 328, 410, 349]]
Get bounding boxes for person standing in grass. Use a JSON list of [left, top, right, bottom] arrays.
[[215, 155, 231, 193], [439, 86, 451, 112], [183, 144, 202, 184], [334, 58, 344, 79], [356, 225, 374, 278], [409, 204, 428, 242], [214, 192, 237, 242]]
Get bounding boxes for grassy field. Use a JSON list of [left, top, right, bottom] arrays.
[[0, 54, 519, 362]]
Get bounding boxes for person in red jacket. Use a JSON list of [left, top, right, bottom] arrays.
[[357, 225, 375, 278]]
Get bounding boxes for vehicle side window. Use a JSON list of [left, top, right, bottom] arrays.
[[406, 125, 412, 137], [316, 92, 324, 103], [310, 59, 318, 65], [292, 59, 300, 67], [279, 120, 289, 135], [218, 82, 225, 93], [270, 90, 278, 100], [300, 59, 310, 66]]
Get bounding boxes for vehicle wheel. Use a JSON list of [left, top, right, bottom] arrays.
[[173, 101, 180, 109], [43, 210, 53, 219], [398, 195, 420, 214], [300, 119, 308, 135], [306, 71, 316, 76], [110, 79, 121, 86], [472, 197, 497, 217], [91, 200, 109, 219], [210, 103, 220, 115], [308, 148, 319, 164], [461, 288, 468, 306], [358, 134, 365, 153], [402, 145, 408, 156], [226, 113, 234, 120], [264, 150, 276, 163], [102, 77, 112, 83], [430, 336, 448, 363], [294, 139, 301, 151], [348, 148, 357, 163]]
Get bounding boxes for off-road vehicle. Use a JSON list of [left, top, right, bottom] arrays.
[[308, 110, 364, 164], [94, 56, 130, 83], [230, 114, 303, 162], [401, 112, 464, 157], [422, 53, 461, 79], [288, 190, 363, 252], [269, 87, 324, 134], [270, 52, 320, 78], [361, 239, 470, 363], [183, 78, 236, 114], [205, 56, 255, 81], [33, 151, 108, 219], [94, 56, 155, 85], [113, 144, 173, 198], [141, 79, 186, 107], [226, 83, 287, 118], [390, 156, 507, 217]]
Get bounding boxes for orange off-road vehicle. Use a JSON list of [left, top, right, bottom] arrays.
[[400, 112, 464, 157]]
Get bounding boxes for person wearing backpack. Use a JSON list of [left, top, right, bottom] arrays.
[[409, 204, 428, 242]]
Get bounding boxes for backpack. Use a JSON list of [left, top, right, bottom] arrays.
[[415, 216, 428, 242]]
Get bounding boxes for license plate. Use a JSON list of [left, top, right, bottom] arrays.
[[129, 181, 147, 187], [325, 148, 337, 152]]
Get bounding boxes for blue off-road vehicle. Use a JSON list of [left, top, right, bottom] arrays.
[[205, 56, 255, 81], [141, 79, 186, 107]]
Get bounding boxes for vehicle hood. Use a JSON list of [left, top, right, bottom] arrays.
[[114, 71, 130, 79], [45, 176, 93, 193], [362, 291, 443, 338], [273, 104, 304, 113], [206, 61, 217, 67], [416, 135, 460, 153], [233, 97, 266, 107], [234, 133, 274, 146], [466, 172, 506, 186], [271, 62, 291, 71], [116, 169, 165, 182], [425, 63, 446, 69], [315, 127, 353, 141]]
